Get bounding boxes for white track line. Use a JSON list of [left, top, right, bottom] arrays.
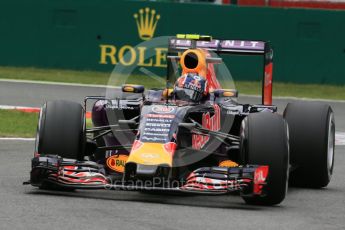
[[336, 132, 345, 146], [0, 137, 35, 141], [0, 78, 120, 89], [0, 105, 39, 110], [240, 94, 345, 103], [0, 105, 92, 116]]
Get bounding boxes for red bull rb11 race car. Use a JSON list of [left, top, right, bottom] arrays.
[[26, 34, 335, 206]]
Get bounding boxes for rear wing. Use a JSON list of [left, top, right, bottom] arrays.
[[167, 36, 274, 105]]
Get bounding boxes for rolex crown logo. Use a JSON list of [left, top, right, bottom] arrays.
[[133, 7, 160, 40]]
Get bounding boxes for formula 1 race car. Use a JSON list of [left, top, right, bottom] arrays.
[[27, 34, 335, 206]]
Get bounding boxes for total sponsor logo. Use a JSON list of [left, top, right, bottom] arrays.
[[192, 104, 221, 150]]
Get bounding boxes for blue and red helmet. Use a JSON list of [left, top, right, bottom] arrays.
[[174, 74, 207, 102]]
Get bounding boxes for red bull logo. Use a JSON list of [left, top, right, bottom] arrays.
[[180, 74, 206, 93], [192, 104, 221, 150]]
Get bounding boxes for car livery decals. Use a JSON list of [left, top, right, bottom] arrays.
[[152, 105, 175, 114], [192, 104, 221, 150], [106, 154, 128, 173]]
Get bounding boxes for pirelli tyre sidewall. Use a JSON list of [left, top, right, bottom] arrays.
[[240, 112, 289, 206], [36, 100, 85, 160], [284, 102, 335, 188]]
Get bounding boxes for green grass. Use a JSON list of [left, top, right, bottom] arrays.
[[0, 66, 166, 88], [0, 66, 110, 85], [0, 109, 92, 137], [0, 110, 38, 137], [235, 81, 345, 100], [0, 66, 344, 100], [86, 118, 93, 129]]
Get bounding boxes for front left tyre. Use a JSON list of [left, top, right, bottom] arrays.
[[35, 100, 85, 160]]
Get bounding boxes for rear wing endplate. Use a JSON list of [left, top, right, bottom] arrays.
[[168, 37, 274, 105]]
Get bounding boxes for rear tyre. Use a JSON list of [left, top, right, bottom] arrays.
[[240, 112, 289, 206], [284, 102, 335, 188], [35, 100, 85, 160]]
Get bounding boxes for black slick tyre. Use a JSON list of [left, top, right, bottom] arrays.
[[35, 100, 85, 160], [240, 112, 289, 206], [284, 102, 335, 188]]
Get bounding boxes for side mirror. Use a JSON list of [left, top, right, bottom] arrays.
[[178, 123, 196, 129], [206, 57, 222, 64], [162, 88, 174, 98], [118, 120, 137, 126], [214, 89, 238, 98], [122, 84, 145, 93]]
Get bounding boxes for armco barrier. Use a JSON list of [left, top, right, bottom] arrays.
[[0, 0, 345, 84]]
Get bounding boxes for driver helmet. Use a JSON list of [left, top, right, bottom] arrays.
[[174, 73, 207, 102]]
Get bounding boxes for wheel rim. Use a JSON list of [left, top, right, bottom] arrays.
[[34, 106, 44, 155], [327, 113, 335, 174], [285, 122, 290, 196]]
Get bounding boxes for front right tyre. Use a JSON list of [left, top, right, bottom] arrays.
[[240, 112, 289, 206]]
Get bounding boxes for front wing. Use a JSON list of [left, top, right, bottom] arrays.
[[27, 156, 269, 196]]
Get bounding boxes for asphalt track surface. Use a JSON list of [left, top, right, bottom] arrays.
[[0, 80, 345, 230]]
